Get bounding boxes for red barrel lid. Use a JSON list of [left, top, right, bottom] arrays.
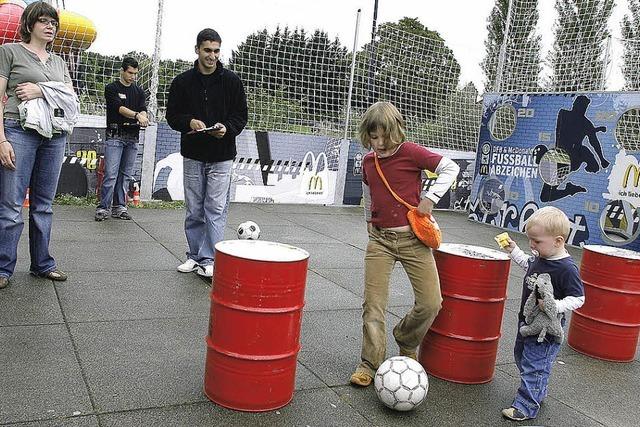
[[583, 245, 640, 260], [215, 240, 310, 262], [436, 243, 510, 261]]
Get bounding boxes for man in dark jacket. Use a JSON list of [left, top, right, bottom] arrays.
[[166, 28, 248, 278], [96, 57, 149, 222]]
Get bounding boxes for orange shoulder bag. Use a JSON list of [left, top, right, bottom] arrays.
[[374, 155, 442, 249]]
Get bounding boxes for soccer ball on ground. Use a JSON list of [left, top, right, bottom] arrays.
[[374, 356, 429, 411], [237, 221, 261, 240]]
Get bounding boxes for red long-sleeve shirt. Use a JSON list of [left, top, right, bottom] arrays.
[[362, 142, 442, 228]]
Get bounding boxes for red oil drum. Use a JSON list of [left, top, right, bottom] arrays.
[[204, 240, 309, 412], [419, 243, 511, 384], [568, 245, 640, 362]]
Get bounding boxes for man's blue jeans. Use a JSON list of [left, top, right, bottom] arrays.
[[98, 136, 138, 214], [512, 320, 563, 419], [0, 120, 66, 278], [183, 158, 232, 266]]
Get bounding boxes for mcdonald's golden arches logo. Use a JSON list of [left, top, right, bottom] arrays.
[[622, 164, 640, 188], [308, 175, 323, 192]]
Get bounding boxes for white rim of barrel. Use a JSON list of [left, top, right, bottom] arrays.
[[583, 244, 640, 260], [215, 240, 310, 262], [436, 243, 510, 261]]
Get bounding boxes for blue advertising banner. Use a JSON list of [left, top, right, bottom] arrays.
[[470, 92, 640, 250]]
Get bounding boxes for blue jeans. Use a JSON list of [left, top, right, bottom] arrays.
[[98, 136, 138, 213], [0, 120, 66, 278], [183, 158, 232, 266], [512, 319, 564, 418]]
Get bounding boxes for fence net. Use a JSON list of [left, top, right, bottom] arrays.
[[1, 1, 640, 155]]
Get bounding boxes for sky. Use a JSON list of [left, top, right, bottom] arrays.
[[60, 0, 631, 92]]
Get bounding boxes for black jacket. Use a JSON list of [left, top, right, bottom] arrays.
[[166, 61, 248, 162]]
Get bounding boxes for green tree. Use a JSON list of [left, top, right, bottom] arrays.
[[621, 0, 640, 90], [481, 0, 541, 92], [229, 26, 350, 131], [548, 0, 614, 91], [353, 17, 461, 122]]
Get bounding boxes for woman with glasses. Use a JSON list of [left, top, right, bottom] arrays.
[[0, 1, 76, 289]]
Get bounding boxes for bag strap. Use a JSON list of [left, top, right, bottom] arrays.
[[373, 154, 416, 210]]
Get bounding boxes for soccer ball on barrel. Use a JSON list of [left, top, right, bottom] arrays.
[[237, 221, 261, 240], [374, 356, 429, 411]]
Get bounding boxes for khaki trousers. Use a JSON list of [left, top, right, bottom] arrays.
[[357, 227, 442, 376]]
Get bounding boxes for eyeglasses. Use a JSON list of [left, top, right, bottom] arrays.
[[37, 18, 59, 28]]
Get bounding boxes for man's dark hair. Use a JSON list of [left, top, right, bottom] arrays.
[[122, 57, 139, 71], [19, 1, 59, 44], [196, 28, 222, 47]]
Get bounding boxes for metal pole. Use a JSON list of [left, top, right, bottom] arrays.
[[495, 0, 514, 92], [148, 0, 164, 122], [343, 9, 362, 141], [367, 0, 379, 102], [600, 35, 612, 91]]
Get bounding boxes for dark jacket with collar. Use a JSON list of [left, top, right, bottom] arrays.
[[166, 61, 248, 162]]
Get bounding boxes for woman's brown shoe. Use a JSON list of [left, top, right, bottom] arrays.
[[349, 371, 373, 387]]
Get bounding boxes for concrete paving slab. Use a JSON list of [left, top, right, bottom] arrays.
[[3, 204, 637, 426], [316, 266, 438, 307], [252, 223, 342, 245], [98, 388, 367, 427], [51, 206, 99, 220], [69, 317, 209, 413], [295, 361, 327, 390], [287, 213, 369, 249], [0, 325, 92, 424], [135, 221, 187, 243], [335, 368, 603, 426], [538, 353, 640, 427], [51, 220, 155, 243], [4, 415, 100, 426], [35, 241, 181, 273], [0, 272, 63, 326], [116, 208, 185, 223], [258, 203, 362, 216], [298, 309, 400, 387], [302, 243, 365, 270], [303, 270, 362, 311], [55, 271, 210, 322]]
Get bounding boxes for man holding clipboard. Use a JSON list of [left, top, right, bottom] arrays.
[[166, 28, 248, 278]]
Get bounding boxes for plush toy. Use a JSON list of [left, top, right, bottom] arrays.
[[519, 273, 564, 343]]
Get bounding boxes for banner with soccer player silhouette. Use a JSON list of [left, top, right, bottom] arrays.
[[470, 92, 640, 251]]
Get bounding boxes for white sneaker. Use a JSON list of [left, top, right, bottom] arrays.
[[177, 259, 199, 273], [196, 265, 213, 278]]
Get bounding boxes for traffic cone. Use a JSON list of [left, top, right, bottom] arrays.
[[22, 188, 30, 208], [132, 183, 141, 207]]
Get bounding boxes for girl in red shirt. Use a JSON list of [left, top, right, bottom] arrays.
[[350, 102, 459, 386]]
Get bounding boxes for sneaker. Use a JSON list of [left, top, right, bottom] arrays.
[[501, 407, 530, 421], [112, 210, 132, 220], [95, 211, 109, 221], [196, 265, 213, 278], [177, 259, 199, 273], [349, 371, 373, 387], [0, 276, 9, 289]]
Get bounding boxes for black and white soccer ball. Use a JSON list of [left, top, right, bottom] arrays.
[[374, 356, 429, 411], [237, 221, 261, 240]]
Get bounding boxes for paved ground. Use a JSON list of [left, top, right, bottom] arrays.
[[1, 203, 638, 427]]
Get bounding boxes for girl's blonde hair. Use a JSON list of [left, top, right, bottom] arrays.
[[525, 206, 570, 240], [358, 101, 406, 149]]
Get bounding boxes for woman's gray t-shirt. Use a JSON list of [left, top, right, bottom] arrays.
[[0, 43, 72, 119]]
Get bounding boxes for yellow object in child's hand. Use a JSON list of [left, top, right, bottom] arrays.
[[494, 232, 510, 249]]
